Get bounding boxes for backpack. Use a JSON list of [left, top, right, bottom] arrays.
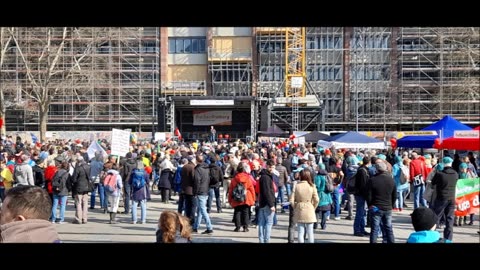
[[232, 182, 246, 202], [131, 169, 146, 190], [209, 165, 223, 186], [400, 166, 408, 185], [324, 175, 334, 193], [346, 172, 357, 193], [103, 173, 117, 193], [52, 170, 67, 192]]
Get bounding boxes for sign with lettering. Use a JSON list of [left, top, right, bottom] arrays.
[[454, 130, 479, 138], [190, 100, 234, 106], [401, 131, 438, 136], [110, 128, 131, 157], [193, 110, 232, 126]]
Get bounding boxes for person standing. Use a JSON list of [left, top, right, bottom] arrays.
[[130, 160, 149, 224], [71, 156, 91, 224], [353, 157, 371, 237], [50, 159, 70, 224], [210, 126, 216, 142], [180, 155, 196, 225], [290, 169, 319, 243], [366, 160, 397, 243], [89, 152, 104, 210], [192, 155, 213, 234], [228, 162, 256, 232], [256, 159, 276, 243], [432, 157, 459, 241]]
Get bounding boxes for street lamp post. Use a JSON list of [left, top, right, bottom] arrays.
[[139, 57, 144, 133]]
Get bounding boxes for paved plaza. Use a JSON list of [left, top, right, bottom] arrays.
[[56, 190, 480, 243]]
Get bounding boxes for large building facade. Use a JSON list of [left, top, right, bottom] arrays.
[[1, 27, 479, 140]]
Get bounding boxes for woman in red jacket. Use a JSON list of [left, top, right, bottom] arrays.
[[228, 163, 256, 232]]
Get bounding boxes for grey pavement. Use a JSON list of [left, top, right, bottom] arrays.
[[56, 191, 480, 243]]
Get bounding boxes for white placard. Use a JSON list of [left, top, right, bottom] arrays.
[[110, 128, 131, 157], [190, 100, 234, 106], [193, 110, 232, 126], [294, 137, 306, 145], [454, 130, 479, 138], [154, 132, 166, 142]]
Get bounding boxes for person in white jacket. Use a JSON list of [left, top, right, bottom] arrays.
[[104, 165, 123, 224]]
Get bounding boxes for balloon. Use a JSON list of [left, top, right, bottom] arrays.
[[433, 138, 441, 148], [389, 138, 397, 149], [218, 134, 223, 139], [225, 134, 230, 139], [289, 134, 296, 140]]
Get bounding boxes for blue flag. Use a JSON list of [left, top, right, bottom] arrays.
[[31, 133, 38, 144]]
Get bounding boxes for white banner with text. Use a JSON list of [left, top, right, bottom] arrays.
[[193, 110, 232, 126]]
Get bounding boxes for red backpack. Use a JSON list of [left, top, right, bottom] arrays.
[[103, 173, 117, 193]]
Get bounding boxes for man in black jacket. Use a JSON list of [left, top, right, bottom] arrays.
[[257, 159, 276, 243], [353, 157, 371, 237], [71, 156, 91, 224], [120, 153, 136, 214], [366, 160, 397, 243], [432, 156, 459, 241], [192, 155, 213, 234]]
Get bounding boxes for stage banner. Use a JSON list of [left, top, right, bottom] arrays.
[[455, 177, 479, 216], [193, 110, 232, 126]]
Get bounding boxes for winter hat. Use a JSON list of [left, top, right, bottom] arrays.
[[411, 207, 438, 231], [442, 156, 453, 165], [377, 154, 387, 160], [346, 156, 357, 165], [435, 163, 444, 171], [459, 162, 468, 169]]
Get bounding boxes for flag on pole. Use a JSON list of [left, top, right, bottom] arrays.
[[130, 133, 137, 144], [31, 133, 38, 144]]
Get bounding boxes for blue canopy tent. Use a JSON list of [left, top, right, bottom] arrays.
[[317, 131, 385, 149], [397, 115, 472, 148]]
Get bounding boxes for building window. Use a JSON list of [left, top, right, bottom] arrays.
[[168, 37, 206, 54], [168, 39, 176, 53], [175, 39, 184, 53]]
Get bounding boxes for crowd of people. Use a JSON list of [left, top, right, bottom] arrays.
[[0, 133, 478, 243]]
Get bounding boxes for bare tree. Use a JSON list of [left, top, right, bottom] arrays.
[[0, 27, 15, 135], [9, 27, 93, 142]]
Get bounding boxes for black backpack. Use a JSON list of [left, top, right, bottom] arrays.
[[209, 165, 223, 186], [232, 182, 246, 202]]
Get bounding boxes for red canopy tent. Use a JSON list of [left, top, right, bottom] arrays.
[[437, 126, 480, 150]]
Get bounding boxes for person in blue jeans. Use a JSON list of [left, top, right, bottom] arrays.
[[129, 160, 149, 224], [89, 152, 105, 210], [192, 155, 213, 234], [353, 157, 371, 236], [257, 160, 277, 243], [51, 159, 70, 224], [366, 160, 397, 243]]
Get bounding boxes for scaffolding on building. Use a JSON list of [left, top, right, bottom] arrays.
[[400, 27, 480, 128], [349, 27, 393, 131], [208, 48, 252, 97], [2, 27, 159, 132]]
